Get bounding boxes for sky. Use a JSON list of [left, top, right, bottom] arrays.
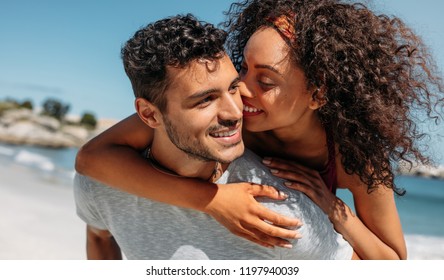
[[1, 0, 443, 163]]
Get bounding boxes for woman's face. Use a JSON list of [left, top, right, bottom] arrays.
[[240, 27, 317, 133]]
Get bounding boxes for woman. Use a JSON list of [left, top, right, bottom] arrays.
[[76, 0, 444, 259]]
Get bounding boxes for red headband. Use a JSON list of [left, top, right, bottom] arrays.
[[266, 14, 296, 41]]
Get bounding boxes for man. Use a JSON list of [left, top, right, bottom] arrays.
[[74, 14, 353, 259]]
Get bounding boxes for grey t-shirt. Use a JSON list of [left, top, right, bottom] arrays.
[[74, 149, 352, 259]]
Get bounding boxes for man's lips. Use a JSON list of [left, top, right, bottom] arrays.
[[209, 125, 242, 145], [210, 128, 239, 138]]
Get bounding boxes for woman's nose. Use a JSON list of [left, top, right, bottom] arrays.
[[238, 80, 255, 98]]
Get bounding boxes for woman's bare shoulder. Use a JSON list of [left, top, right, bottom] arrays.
[[335, 146, 366, 192]]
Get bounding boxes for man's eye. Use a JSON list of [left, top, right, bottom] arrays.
[[229, 84, 240, 94], [196, 96, 214, 107]]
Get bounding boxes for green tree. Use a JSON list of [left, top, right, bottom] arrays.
[[80, 112, 97, 129], [41, 98, 70, 120], [20, 100, 33, 110], [0, 98, 19, 113], [3, 97, 19, 108]]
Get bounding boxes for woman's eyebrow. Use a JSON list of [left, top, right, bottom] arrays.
[[255, 64, 284, 77]]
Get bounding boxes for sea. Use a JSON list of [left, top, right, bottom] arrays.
[[1, 142, 444, 254], [0, 142, 77, 187]]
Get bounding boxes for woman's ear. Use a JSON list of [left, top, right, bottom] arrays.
[[134, 98, 162, 128], [309, 85, 327, 110]]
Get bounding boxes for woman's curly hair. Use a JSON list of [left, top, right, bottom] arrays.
[[122, 14, 227, 112], [223, 0, 444, 193]]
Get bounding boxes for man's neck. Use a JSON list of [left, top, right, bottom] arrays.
[[148, 141, 226, 182]]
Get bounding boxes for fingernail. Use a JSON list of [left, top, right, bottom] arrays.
[[278, 191, 288, 198], [294, 233, 302, 239], [284, 181, 293, 186], [282, 243, 293, 249], [270, 169, 279, 174], [262, 158, 271, 165]]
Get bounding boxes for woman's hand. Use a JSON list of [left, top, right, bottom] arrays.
[[263, 157, 407, 259], [262, 157, 344, 222], [205, 182, 302, 249]]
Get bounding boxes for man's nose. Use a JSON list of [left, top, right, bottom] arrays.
[[218, 92, 243, 121]]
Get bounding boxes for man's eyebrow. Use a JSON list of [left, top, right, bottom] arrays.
[[188, 76, 241, 100], [230, 76, 241, 87], [255, 64, 284, 77], [188, 88, 219, 100]]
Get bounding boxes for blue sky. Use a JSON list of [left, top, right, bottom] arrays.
[[1, 0, 443, 163]]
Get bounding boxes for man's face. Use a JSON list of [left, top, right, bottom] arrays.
[[160, 54, 244, 164]]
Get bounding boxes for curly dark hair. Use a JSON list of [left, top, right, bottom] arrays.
[[122, 14, 227, 112], [223, 0, 444, 193]]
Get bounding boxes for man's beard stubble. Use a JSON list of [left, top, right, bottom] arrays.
[[162, 115, 242, 164]]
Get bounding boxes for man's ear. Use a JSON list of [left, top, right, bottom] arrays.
[[134, 98, 162, 128], [308, 85, 327, 110]]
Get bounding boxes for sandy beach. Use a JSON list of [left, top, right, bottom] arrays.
[[1, 161, 443, 260], [0, 163, 85, 260]]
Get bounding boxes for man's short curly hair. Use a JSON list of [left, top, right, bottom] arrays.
[[224, 0, 444, 193], [122, 14, 227, 112]]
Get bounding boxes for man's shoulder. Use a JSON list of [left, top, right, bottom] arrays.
[[230, 148, 262, 167], [73, 173, 119, 199], [220, 149, 282, 186], [74, 173, 103, 191], [228, 148, 268, 174]]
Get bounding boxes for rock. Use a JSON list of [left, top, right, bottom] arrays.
[[61, 125, 90, 141], [32, 115, 61, 131], [0, 109, 92, 148], [0, 108, 33, 126], [0, 121, 78, 148], [397, 160, 444, 179]]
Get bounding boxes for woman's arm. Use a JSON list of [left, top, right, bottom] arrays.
[[335, 166, 407, 260], [75, 114, 301, 248], [262, 157, 406, 259]]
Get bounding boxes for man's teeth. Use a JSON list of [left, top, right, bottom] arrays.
[[212, 129, 237, 137], [243, 104, 260, 113]]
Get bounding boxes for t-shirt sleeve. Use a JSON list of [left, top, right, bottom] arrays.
[[73, 173, 108, 230], [333, 234, 354, 260]]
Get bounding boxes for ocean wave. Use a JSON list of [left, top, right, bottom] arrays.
[[14, 150, 55, 172], [405, 234, 444, 260]]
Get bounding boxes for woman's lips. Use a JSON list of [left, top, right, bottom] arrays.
[[242, 100, 263, 116]]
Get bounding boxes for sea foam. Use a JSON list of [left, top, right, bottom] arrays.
[[14, 150, 55, 172], [405, 234, 444, 260]]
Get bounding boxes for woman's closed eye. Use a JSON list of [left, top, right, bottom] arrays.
[[258, 76, 277, 90]]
